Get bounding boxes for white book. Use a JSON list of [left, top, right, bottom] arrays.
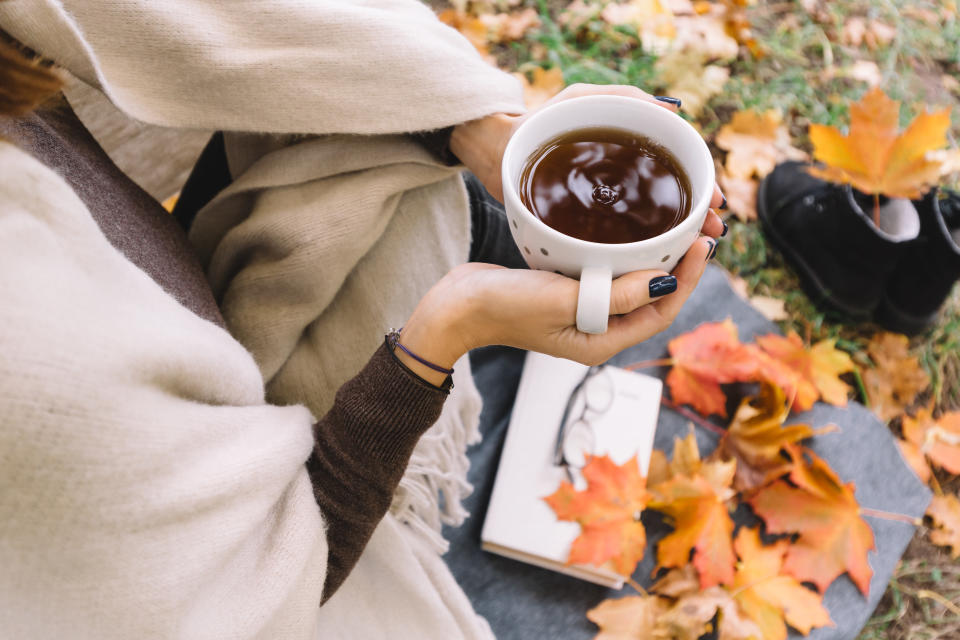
[[481, 352, 663, 588]]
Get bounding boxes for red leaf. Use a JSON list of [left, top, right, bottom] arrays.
[[666, 320, 759, 417]]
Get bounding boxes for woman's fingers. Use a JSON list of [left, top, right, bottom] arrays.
[[711, 184, 726, 210], [608, 270, 674, 315], [547, 84, 679, 113], [649, 236, 713, 321], [588, 241, 706, 356], [701, 209, 726, 238]]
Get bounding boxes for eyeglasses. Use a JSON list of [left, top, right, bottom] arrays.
[[553, 366, 614, 483]]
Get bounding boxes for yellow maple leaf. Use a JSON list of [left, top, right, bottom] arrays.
[[809, 88, 954, 199], [602, 0, 677, 53], [513, 66, 565, 109], [711, 383, 814, 492], [648, 434, 738, 588], [586, 595, 670, 640], [862, 332, 930, 422], [655, 50, 729, 117], [437, 9, 490, 53], [732, 528, 834, 640], [656, 585, 762, 640], [717, 168, 759, 221], [671, 15, 738, 60], [716, 109, 807, 180]]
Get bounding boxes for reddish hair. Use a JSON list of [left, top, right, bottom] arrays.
[[0, 31, 62, 117]]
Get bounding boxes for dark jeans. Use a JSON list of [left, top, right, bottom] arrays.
[[451, 171, 930, 640], [466, 173, 528, 269]]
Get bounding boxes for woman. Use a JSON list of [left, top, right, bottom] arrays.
[[0, 2, 724, 638]]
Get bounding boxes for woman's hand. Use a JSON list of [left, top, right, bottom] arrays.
[[449, 83, 728, 236], [393, 236, 715, 385]]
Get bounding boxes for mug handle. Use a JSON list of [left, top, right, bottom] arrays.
[[576, 266, 612, 334]]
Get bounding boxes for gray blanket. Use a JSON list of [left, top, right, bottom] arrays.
[[444, 265, 931, 640]]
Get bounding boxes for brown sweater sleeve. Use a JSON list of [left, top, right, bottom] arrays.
[[305, 339, 451, 602]]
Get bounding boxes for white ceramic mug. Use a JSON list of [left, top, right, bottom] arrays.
[[501, 95, 715, 334]]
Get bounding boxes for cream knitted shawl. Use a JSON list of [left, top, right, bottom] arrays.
[[0, 1, 525, 638]]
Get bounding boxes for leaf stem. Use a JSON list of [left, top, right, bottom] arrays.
[[921, 591, 960, 617], [626, 577, 649, 596], [624, 358, 675, 371], [729, 575, 779, 598], [852, 367, 870, 407], [660, 395, 727, 437], [860, 506, 921, 525], [929, 472, 944, 497]]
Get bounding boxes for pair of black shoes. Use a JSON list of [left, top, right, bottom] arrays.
[[758, 162, 960, 335]]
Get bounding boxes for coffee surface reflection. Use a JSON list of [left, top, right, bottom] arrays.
[[519, 127, 691, 244]]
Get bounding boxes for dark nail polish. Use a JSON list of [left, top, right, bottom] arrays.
[[708, 240, 718, 261], [649, 275, 678, 298], [654, 96, 682, 108], [721, 219, 729, 237], [705, 239, 716, 261], [720, 195, 728, 210]]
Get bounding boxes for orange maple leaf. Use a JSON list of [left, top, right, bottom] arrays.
[[862, 332, 930, 422], [896, 438, 933, 483], [544, 455, 649, 575], [927, 493, 960, 559], [648, 435, 738, 588], [902, 408, 960, 474], [809, 87, 954, 200], [712, 382, 815, 492], [749, 446, 875, 595], [755, 331, 855, 411], [665, 319, 759, 417], [732, 527, 834, 640]]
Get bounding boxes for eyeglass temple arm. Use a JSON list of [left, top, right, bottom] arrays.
[[552, 367, 598, 466]]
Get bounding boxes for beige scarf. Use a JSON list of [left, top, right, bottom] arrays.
[[1, 0, 525, 635], [190, 132, 485, 551]]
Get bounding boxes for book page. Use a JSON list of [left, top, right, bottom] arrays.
[[481, 352, 662, 585]]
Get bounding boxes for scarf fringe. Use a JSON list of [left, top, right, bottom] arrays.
[[390, 359, 483, 554]]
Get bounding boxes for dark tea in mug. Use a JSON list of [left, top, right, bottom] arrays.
[[518, 127, 692, 244]]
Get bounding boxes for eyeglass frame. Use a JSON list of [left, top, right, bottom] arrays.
[[552, 365, 615, 477]]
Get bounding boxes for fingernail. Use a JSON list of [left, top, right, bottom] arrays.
[[655, 96, 682, 108], [705, 239, 716, 261], [708, 240, 718, 261], [649, 275, 678, 298], [721, 219, 729, 237], [720, 195, 728, 210]]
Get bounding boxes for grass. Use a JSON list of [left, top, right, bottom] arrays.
[[500, 0, 960, 411], [462, 0, 960, 636]]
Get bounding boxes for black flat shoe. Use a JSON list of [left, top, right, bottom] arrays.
[[876, 189, 960, 334], [757, 161, 919, 320]]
